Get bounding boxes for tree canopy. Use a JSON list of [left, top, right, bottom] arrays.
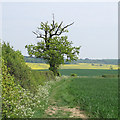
[[25, 15, 80, 76]]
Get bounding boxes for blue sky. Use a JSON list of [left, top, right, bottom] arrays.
[[2, 2, 118, 59]]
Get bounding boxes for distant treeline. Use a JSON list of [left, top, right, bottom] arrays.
[[24, 56, 118, 65]]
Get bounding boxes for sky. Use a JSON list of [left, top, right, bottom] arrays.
[[1, 2, 118, 59]]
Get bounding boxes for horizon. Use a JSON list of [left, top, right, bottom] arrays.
[[24, 55, 118, 60]]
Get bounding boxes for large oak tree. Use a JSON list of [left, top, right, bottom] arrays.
[[25, 15, 80, 76]]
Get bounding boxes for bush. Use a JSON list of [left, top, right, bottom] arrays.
[[31, 70, 55, 85], [71, 73, 77, 77], [2, 42, 34, 91], [2, 59, 35, 118], [1, 42, 56, 118], [2, 59, 55, 118], [2, 42, 55, 92], [102, 74, 118, 78]]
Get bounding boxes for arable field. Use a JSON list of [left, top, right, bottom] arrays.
[[60, 69, 118, 76], [67, 77, 118, 118], [32, 69, 118, 77], [26, 62, 118, 118], [26, 63, 118, 70], [33, 76, 118, 118]]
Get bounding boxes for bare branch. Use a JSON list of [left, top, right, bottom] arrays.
[[58, 22, 74, 35], [54, 21, 63, 35], [51, 22, 74, 36], [62, 22, 74, 30], [52, 13, 55, 26], [49, 14, 55, 33], [33, 31, 45, 39], [32, 31, 38, 36], [36, 35, 45, 39], [50, 25, 55, 33]]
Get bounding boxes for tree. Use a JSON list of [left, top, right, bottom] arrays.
[[25, 15, 80, 76]]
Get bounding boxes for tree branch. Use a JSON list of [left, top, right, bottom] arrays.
[[52, 22, 74, 36], [49, 14, 55, 33], [32, 31, 45, 39], [61, 22, 74, 32], [54, 21, 63, 35], [32, 31, 38, 36], [52, 13, 55, 26]]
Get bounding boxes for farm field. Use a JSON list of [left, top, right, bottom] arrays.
[[67, 77, 118, 118], [32, 69, 118, 77], [26, 63, 118, 70], [60, 69, 118, 76], [26, 62, 118, 118], [33, 76, 118, 118]]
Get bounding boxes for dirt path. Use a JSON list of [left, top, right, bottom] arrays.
[[44, 79, 88, 119], [45, 105, 87, 119]]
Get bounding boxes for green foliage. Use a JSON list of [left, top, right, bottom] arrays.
[[101, 74, 118, 78], [1, 42, 56, 118], [2, 42, 32, 91], [31, 70, 55, 86], [0, 42, 1, 119], [2, 59, 35, 118], [2, 59, 55, 118], [70, 73, 77, 77], [24, 56, 46, 63], [2, 42, 55, 92], [25, 16, 80, 76]]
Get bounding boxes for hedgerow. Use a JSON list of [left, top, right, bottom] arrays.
[[2, 59, 55, 118], [1, 42, 55, 118], [2, 42, 55, 92]]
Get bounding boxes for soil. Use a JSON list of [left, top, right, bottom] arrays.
[[45, 105, 88, 119]]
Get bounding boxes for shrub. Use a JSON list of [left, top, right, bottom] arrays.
[[2, 59, 55, 118], [2, 42, 55, 92], [2, 42, 34, 92], [2, 59, 35, 118], [102, 74, 118, 78], [71, 73, 77, 77], [1, 42, 56, 118], [31, 70, 55, 85]]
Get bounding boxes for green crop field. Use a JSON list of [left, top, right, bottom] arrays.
[[68, 77, 118, 118], [31, 68, 118, 118], [60, 69, 118, 76], [42, 76, 118, 118], [37, 69, 118, 77]]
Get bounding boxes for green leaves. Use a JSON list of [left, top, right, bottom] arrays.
[[2, 42, 36, 92], [2, 59, 55, 118], [26, 17, 80, 76]]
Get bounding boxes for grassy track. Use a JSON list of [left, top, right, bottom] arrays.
[[33, 76, 118, 118], [50, 77, 118, 118], [31, 68, 118, 118]]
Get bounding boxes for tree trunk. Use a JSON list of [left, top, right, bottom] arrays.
[[49, 63, 60, 76]]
